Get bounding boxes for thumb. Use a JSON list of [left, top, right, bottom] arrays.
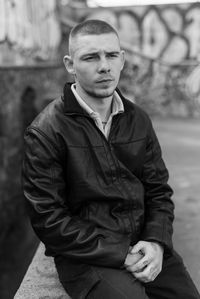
[[131, 241, 145, 254]]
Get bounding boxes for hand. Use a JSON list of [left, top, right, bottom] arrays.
[[125, 241, 164, 283], [124, 247, 144, 269]]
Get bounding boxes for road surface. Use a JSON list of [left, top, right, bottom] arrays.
[[153, 117, 200, 291]]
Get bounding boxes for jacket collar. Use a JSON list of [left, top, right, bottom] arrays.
[[63, 82, 88, 116], [62, 82, 133, 115]]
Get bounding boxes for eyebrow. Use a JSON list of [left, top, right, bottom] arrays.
[[80, 51, 120, 58]]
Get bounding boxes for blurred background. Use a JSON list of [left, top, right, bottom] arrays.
[[0, 0, 200, 298]]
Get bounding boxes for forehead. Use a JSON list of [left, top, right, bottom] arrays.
[[71, 33, 121, 56]]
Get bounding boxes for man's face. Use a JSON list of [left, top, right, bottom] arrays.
[[64, 33, 125, 100]]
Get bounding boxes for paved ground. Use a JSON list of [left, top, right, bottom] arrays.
[[153, 117, 200, 292]]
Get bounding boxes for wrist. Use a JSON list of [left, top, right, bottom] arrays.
[[151, 241, 164, 254]]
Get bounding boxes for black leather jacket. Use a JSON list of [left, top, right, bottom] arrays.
[[22, 83, 174, 269]]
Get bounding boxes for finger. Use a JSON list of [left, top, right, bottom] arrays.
[[148, 267, 160, 282], [128, 256, 150, 273], [131, 241, 145, 254], [133, 266, 151, 283], [150, 265, 162, 279], [150, 271, 158, 281], [134, 265, 159, 283]]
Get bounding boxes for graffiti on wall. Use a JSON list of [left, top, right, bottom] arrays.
[[0, 0, 61, 65], [86, 3, 200, 64], [73, 4, 199, 116]]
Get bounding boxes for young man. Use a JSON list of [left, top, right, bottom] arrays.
[[22, 20, 200, 299]]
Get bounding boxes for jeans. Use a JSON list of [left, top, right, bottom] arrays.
[[55, 251, 200, 299]]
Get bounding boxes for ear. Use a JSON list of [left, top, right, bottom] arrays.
[[120, 50, 125, 71], [63, 55, 75, 75]]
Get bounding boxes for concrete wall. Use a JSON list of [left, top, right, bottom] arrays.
[[0, 66, 67, 298], [0, 0, 61, 65], [14, 243, 69, 299]]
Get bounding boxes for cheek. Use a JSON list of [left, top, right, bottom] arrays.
[[76, 73, 94, 90], [76, 68, 93, 81], [116, 63, 124, 73], [76, 71, 88, 83]]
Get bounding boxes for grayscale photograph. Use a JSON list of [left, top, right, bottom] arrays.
[[0, 0, 200, 298]]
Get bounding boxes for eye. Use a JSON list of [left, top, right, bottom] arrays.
[[85, 57, 94, 61], [83, 55, 98, 61], [107, 53, 119, 58]]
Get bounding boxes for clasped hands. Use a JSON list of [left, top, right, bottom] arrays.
[[124, 241, 164, 283]]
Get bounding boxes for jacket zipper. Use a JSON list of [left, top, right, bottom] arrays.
[[67, 112, 137, 241], [109, 116, 137, 244]]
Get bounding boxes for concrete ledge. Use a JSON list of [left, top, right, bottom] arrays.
[[14, 242, 70, 299]]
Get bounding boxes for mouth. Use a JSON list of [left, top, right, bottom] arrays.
[[96, 78, 114, 83]]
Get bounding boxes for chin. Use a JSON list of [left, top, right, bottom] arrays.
[[94, 87, 116, 98]]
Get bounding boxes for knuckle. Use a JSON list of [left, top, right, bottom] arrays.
[[135, 268, 141, 273], [142, 260, 149, 266], [144, 275, 151, 281]]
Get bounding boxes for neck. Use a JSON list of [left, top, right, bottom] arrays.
[[92, 99, 112, 122], [75, 84, 113, 122]]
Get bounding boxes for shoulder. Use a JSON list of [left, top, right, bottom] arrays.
[[118, 90, 152, 126], [25, 96, 65, 150], [30, 96, 64, 129]]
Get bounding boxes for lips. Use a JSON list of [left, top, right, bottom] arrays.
[[96, 78, 114, 83]]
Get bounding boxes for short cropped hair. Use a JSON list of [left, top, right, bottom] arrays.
[[70, 19, 118, 38], [68, 19, 119, 57]]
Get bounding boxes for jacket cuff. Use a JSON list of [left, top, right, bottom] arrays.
[[140, 223, 173, 255]]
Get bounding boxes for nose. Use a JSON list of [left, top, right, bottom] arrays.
[[98, 56, 110, 73]]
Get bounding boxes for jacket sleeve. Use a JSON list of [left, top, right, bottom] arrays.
[[140, 119, 174, 253], [22, 128, 130, 267]]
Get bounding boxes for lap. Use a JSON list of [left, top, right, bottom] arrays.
[[86, 267, 148, 299], [55, 251, 200, 299], [145, 250, 200, 299], [86, 253, 200, 299]]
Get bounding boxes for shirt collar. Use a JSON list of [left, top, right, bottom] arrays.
[[71, 83, 124, 118]]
